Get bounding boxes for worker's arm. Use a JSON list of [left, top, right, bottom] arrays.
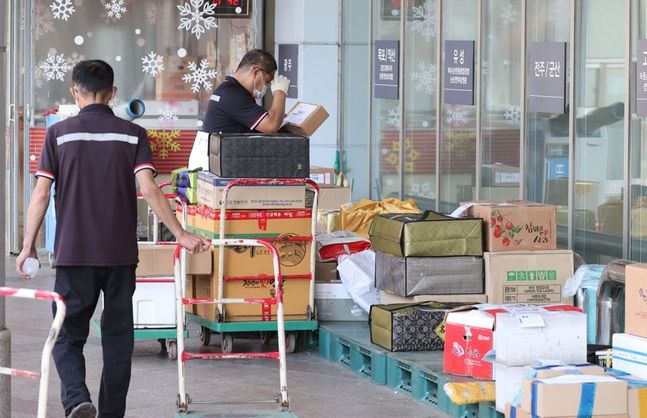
[[255, 75, 290, 133], [136, 170, 211, 253], [16, 177, 52, 278]]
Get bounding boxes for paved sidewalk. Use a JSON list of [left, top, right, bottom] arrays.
[[5, 259, 446, 418]]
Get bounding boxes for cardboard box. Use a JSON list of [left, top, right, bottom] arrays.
[[627, 380, 647, 418], [136, 244, 212, 276], [495, 307, 586, 366], [317, 187, 352, 210], [283, 102, 329, 137], [479, 164, 520, 187], [315, 261, 339, 282], [520, 375, 627, 417], [193, 269, 310, 322], [465, 201, 557, 252], [380, 290, 487, 304], [625, 264, 647, 338], [506, 404, 627, 418], [196, 171, 306, 210], [613, 333, 647, 380], [485, 250, 574, 305], [443, 304, 583, 379], [175, 202, 196, 229], [314, 280, 367, 321], [310, 166, 336, 187], [498, 364, 607, 414]]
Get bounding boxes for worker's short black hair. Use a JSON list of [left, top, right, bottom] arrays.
[[236, 49, 277, 74], [72, 60, 114, 95]]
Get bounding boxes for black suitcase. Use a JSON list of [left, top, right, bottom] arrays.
[[208, 133, 310, 178]]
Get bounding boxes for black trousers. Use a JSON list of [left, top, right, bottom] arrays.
[[52, 265, 136, 418]]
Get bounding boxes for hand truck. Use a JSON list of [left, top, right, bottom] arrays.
[[0, 287, 65, 418], [173, 240, 293, 414], [188, 178, 319, 354], [92, 181, 189, 359]]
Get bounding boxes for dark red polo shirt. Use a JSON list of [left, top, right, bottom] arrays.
[[202, 76, 268, 134], [36, 104, 156, 266]]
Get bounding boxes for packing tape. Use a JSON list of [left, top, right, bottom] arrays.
[[531, 381, 538, 418], [510, 404, 517, 418], [577, 382, 596, 418]]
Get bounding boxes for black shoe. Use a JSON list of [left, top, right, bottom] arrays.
[[66, 402, 97, 418]]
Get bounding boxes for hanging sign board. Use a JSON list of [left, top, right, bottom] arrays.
[[443, 40, 475, 105], [278, 44, 299, 98], [374, 40, 400, 100], [528, 42, 567, 113], [637, 39, 647, 117]]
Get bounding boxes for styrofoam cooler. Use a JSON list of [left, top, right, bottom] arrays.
[[132, 279, 176, 328]]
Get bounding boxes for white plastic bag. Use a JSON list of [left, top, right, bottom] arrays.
[[188, 131, 210, 170], [336, 249, 380, 313]]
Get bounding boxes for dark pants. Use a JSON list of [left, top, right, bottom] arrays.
[[52, 266, 136, 418]]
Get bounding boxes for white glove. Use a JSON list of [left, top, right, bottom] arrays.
[[271, 75, 290, 95]]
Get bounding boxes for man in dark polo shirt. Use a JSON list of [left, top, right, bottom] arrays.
[[16, 60, 210, 418], [201, 49, 291, 134]]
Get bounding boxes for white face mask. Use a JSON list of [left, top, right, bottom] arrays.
[[253, 71, 268, 100]]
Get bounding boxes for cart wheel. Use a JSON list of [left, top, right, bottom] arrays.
[[286, 332, 297, 354], [167, 340, 178, 360], [260, 331, 272, 345], [199, 326, 211, 346], [158, 338, 167, 352], [221, 333, 233, 353]]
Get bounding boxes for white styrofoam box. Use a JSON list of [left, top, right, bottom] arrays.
[[494, 363, 532, 413], [133, 279, 176, 328], [314, 281, 367, 321], [494, 310, 587, 366], [613, 333, 647, 379]]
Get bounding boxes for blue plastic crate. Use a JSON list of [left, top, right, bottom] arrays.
[[386, 357, 414, 393]]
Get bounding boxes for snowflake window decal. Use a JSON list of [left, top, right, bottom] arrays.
[[50, 0, 76, 21], [504, 104, 521, 127], [105, 0, 127, 21], [40, 53, 72, 82], [142, 52, 165, 77], [148, 130, 181, 160], [29, 4, 55, 40], [177, 0, 218, 40], [410, 0, 437, 42], [445, 108, 470, 127], [182, 59, 217, 93], [158, 104, 179, 128], [66, 52, 85, 68], [411, 61, 436, 95], [500, 2, 518, 25], [386, 107, 401, 128]]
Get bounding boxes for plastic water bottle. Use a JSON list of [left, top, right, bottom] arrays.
[[23, 257, 40, 279]]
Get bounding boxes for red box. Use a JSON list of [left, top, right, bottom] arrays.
[[443, 304, 581, 379]]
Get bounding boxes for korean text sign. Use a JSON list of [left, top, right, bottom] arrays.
[[374, 40, 399, 99], [444, 40, 475, 105], [528, 42, 567, 113]]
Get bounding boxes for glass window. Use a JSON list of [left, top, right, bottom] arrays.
[[30, 0, 257, 130], [524, 0, 570, 248], [403, 0, 438, 210], [343, 0, 370, 200], [439, 0, 477, 212], [481, 0, 522, 202], [370, 1, 402, 200], [573, 0, 625, 262]]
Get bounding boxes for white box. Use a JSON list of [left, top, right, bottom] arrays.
[[314, 281, 367, 321], [495, 309, 587, 366], [132, 278, 176, 328], [613, 333, 647, 379], [494, 363, 532, 413]]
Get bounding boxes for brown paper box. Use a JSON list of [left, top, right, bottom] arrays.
[[506, 403, 627, 418], [628, 385, 647, 418], [520, 378, 627, 417], [467, 201, 557, 252], [315, 261, 339, 282], [136, 244, 212, 277], [309, 166, 336, 187], [484, 250, 573, 305], [283, 102, 329, 137], [193, 267, 310, 322], [318, 187, 352, 210], [625, 264, 647, 338]]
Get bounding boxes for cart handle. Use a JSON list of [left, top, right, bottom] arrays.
[[0, 287, 65, 418]]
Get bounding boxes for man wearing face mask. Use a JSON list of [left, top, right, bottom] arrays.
[[202, 49, 290, 134]]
